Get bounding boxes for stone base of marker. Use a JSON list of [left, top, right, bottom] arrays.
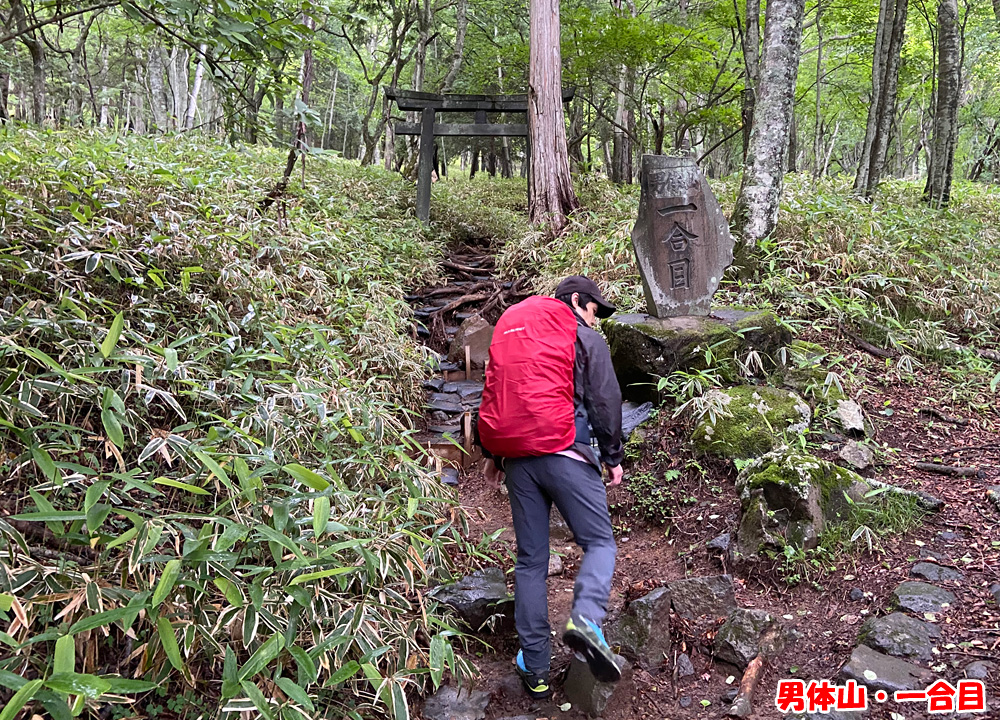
[[603, 308, 790, 401], [563, 654, 631, 717]]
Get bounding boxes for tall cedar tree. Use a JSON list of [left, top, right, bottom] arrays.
[[527, 0, 579, 234], [732, 0, 807, 270]]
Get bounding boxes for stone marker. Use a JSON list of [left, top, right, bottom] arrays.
[[631, 155, 734, 317], [423, 685, 491, 720], [838, 645, 935, 693]]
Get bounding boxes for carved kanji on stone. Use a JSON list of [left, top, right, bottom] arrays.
[[664, 223, 697, 252], [631, 155, 735, 317]]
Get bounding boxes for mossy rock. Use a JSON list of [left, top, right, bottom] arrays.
[[734, 447, 870, 557], [603, 308, 792, 402], [692, 386, 811, 460]]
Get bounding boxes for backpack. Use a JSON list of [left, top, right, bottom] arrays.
[[478, 296, 578, 458]]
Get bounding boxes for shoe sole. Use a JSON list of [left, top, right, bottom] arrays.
[[563, 627, 622, 683]]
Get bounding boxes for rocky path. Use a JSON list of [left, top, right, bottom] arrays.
[[406, 251, 999, 719]]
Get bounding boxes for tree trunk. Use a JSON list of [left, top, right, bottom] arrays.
[[323, 66, 339, 148], [147, 43, 169, 132], [732, 0, 807, 270], [862, 0, 908, 198], [10, 0, 46, 124], [853, 0, 890, 190], [611, 64, 632, 183], [441, 0, 468, 92], [98, 43, 110, 127], [855, 0, 907, 196], [167, 45, 189, 130], [812, 1, 823, 177], [741, 0, 761, 158], [0, 70, 8, 123], [185, 45, 208, 130], [924, 0, 961, 208], [527, 0, 579, 232], [969, 122, 1000, 181], [568, 99, 586, 172]]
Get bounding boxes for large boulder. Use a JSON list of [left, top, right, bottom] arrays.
[[668, 575, 737, 619], [858, 613, 939, 661], [734, 448, 870, 557], [429, 568, 514, 631], [692, 386, 811, 459], [607, 587, 671, 668], [603, 309, 791, 401]]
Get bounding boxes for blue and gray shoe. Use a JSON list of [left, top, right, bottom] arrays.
[[515, 650, 552, 700], [563, 613, 621, 683]]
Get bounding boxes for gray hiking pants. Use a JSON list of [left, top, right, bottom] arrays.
[[504, 454, 617, 674]]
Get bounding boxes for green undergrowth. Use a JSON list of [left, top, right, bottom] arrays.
[[494, 172, 1000, 395], [0, 128, 480, 720]]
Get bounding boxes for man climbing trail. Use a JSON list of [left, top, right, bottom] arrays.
[[478, 275, 624, 700]]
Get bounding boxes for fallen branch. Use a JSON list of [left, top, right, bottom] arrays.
[[727, 624, 784, 717], [914, 462, 980, 478], [918, 407, 969, 426], [728, 654, 765, 717], [837, 323, 897, 359], [433, 292, 491, 316]]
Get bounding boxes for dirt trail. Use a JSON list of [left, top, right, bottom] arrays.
[[408, 247, 1000, 720]]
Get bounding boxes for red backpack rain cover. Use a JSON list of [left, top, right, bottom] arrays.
[[478, 296, 578, 458]]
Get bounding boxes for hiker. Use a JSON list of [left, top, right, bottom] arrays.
[[478, 275, 624, 700]]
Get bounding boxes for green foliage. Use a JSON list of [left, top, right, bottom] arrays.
[[769, 488, 924, 588], [0, 128, 476, 719], [624, 469, 682, 525]]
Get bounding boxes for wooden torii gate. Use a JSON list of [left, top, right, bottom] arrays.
[[385, 87, 574, 221]]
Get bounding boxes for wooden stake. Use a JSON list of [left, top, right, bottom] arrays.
[[465, 345, 471, 380], [462, 411, 472, 469]]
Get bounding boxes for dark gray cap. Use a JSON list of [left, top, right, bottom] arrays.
[[554, 275, 616, 318]]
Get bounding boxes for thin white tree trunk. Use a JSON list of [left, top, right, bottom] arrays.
[[184, 44, 208, 130], [732, 0, 807, 267]]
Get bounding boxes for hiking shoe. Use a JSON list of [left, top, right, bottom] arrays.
[[563, 614, 621, 683], [515, 650, 552, 700]]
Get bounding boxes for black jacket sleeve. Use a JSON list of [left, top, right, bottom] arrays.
[[578, 325, 624, 467]]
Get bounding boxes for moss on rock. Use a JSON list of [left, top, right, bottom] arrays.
[[603, 308, 791, 402], [734, 447, 870, 557], [692, 386, 811, 459]]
